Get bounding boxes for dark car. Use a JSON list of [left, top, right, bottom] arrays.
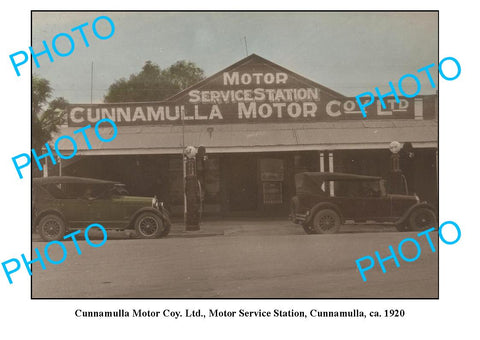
[[290, 172, 437, 234], [32, 176, 171, 241]]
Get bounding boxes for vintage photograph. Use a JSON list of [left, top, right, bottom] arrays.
[[31, 11, 438, 298]]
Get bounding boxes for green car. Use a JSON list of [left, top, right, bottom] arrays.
[[32, 176, 171, 241]]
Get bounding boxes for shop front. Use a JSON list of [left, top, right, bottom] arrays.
[[54, 54, 438, 217]]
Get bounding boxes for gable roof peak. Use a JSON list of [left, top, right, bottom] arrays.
[[166, 53, 346, 101]]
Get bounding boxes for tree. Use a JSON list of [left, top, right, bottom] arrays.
[[104, 60, 205, 103], [162, 60, 205, 90], [32, 75, 68, 152]]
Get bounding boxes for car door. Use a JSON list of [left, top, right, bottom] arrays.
[[357, 181, 392, 221], [360, 196, 392, 221], [86, 186, 132, 229], [331, 180, 364, 220], [85, 198, 112, 225], [329, 196, 363, 220], [84, 185, 125, 228], [61, 197, 92, 228]]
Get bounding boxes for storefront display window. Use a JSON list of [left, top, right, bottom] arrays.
[[260, 158, 284, 205], [260, 158, 284, 181], [262, 182, 283, 204]]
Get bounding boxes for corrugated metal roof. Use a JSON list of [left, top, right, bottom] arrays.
[[54, 119, 437, 155]]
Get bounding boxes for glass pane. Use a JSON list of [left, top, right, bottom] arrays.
[[260, 158, 284, 181]]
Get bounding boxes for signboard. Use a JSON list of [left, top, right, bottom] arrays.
[[262, 182, 283, 204], [67, 55, 433, 127]]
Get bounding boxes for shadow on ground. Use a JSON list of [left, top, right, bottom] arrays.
[[32, 219, 399, 242]]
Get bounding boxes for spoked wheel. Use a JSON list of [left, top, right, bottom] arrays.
[[38, 214, 66, 241], [312, 209, 340, 234], [302, 224, 316, 234], [408, 208, 437, 231], [134, 212, 164, 239]]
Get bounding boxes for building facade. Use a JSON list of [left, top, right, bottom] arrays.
[[54, 54, 438, 217]]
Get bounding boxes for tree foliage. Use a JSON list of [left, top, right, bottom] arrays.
[[104, 60, 205, 103], [32, 75, 68, 151]]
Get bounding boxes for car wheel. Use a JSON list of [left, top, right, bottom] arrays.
[[134, 212, 164, 239], [312, 209, 341, 234], [408, 208, 437, 231], [159, 217, 171, 237], [302, 224, 316, 234], [38, 214, 66, 241]]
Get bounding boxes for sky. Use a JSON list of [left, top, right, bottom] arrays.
[[31, 11, 438, 104]]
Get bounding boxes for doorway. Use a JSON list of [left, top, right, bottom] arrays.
[[228, 155, 258, 211]]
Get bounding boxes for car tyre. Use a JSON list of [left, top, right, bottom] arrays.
[[302, 224, 316, 234], [311, 209, 341, 234], [38, 214, 66, 241], [134, 212, 164, 239], [408, 208, 437, 231], [159, 217, 171, 237]]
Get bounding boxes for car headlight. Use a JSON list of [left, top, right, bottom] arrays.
[[152, 196, 159, 209]]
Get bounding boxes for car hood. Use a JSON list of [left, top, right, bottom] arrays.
[[387, 194, 418, 201], [116, 195, 153, 203]]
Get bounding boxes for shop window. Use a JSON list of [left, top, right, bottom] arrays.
[[294, 152, 318, 173], [260, 158, 284, 205], [260, 158, 284, 181], [263, 182, 283, 204]]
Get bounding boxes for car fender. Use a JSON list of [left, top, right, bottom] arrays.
[[33, 209, 68, 231], [305, 202, 344, 225], [396, 202, 437, 225], [129, 207, 170, 230]]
